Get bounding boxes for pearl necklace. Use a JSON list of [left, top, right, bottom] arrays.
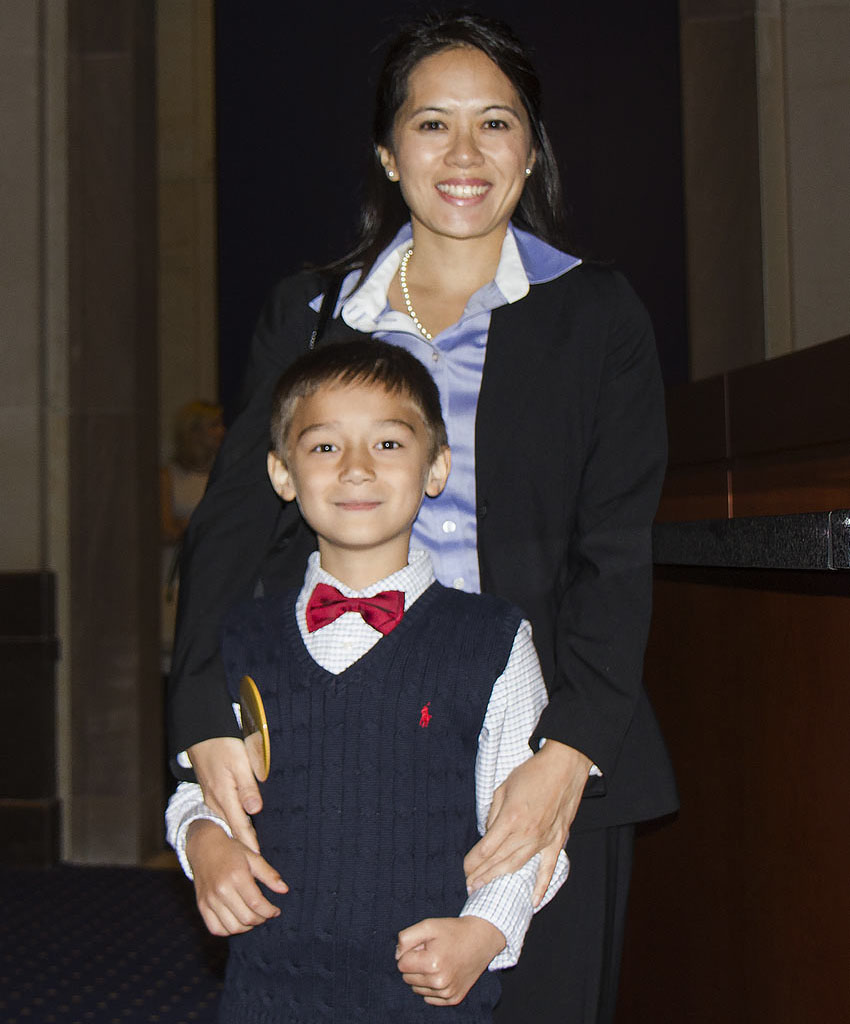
[[398, 248, 433, 341]]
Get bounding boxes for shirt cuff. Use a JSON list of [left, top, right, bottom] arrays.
[[165, 781, 231, 880], [460, 872, 531, 970], [537, 737, 602, 776], [459, 848, 571, 971], [175, 704, 244, 770]]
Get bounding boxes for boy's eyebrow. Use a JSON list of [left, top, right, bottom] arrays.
[[376, 418, 417, 433], [294, 418, 418, 442], [294, 421, 339, 443]]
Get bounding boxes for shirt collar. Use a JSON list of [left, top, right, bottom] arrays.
[[512, 226, 582, 287], [337, 224, 412, 332], [299, 548, 435, 612], [326, 223, 580, 333]]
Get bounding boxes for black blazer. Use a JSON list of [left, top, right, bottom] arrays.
[[168, 261, 678, 832]]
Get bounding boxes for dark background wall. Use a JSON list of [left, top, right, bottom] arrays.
[[214, 0, 687, 413]]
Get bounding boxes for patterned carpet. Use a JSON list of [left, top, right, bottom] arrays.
[[0, 864, 225, 1024]]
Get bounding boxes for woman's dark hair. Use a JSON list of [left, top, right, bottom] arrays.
[[328, 11, 570, 280]]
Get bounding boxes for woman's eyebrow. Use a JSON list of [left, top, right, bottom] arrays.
[[406, 103, 522, 118], [481, 104, 522, 116], [407, 105, 451, 117]]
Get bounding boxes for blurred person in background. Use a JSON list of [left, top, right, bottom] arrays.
[[161, 400, 225, 668]]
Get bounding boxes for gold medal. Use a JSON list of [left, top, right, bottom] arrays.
[[239, 674, 270, 782]]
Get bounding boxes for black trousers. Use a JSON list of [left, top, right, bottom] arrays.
[[493, 824, 635, 1024]]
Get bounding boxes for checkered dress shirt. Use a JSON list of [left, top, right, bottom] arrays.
[[166, 549, 569, 968]]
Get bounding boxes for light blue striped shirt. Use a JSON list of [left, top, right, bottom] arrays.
[[320, 223, 580, 594]]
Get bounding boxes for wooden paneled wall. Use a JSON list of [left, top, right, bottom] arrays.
[[658, 334, 850, 522], [618, 336, 850, 1021]]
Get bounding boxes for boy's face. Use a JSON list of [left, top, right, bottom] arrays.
[[267, 380, 449, 586]]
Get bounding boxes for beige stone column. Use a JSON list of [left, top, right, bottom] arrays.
[[780, 0, 850, 351], [156, 0, 218, 461], [0, 0, 162, 864], [0, 0, 68, 865], [0, 6, 51, 571], [680, 0, 850, 379], [680, 0, 767, 380], [64, 0, 161, 863]]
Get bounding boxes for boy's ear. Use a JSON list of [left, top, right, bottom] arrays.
[[267, 450, 297, 502], [424, 446, 451, 498]]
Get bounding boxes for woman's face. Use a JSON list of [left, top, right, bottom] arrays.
[[378, 47, 536, 248]]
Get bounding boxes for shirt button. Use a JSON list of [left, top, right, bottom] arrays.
[[453, 577, 465, 589], [442, 520, 457, 533], [431, 351, 439, 362]]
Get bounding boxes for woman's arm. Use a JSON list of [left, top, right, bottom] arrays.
[[531, 274, 666, 765], [466, 270, 667, 895], [166, 274, 321, 836], [159, 466, 188, 542], [465, 738, 589, 904]]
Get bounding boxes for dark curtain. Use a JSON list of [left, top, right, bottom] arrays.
[[215, 0, 687, 414]]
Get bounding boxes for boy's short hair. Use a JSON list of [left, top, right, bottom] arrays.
[[270, 339, 448, 461]]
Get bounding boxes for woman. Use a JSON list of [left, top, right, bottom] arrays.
[[160, 400, 226, 546], [168, 12, 677, 1023], [160, 400, 225, 668]]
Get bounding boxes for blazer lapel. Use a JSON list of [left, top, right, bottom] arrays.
[[475, 280, 568, 496]]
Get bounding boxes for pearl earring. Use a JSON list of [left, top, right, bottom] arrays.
[[525, 167, 532, 177], [387, 169, 396, 180]]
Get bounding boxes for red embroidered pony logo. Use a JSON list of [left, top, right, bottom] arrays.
[[419, 702, 432, 728]]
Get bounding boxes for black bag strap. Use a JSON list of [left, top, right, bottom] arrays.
[[309, 273, 346, 349]]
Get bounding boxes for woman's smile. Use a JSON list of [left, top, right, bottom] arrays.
[[435, 179, 492, 204]]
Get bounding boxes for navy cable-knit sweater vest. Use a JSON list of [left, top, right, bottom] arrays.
[[219, 581, 522, 1024]]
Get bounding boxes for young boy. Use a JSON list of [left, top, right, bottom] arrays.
[[166, 340, 568, 1022]]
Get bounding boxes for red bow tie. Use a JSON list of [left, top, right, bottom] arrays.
[[305, 583, 405, 635]]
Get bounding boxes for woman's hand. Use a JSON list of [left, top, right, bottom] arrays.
[[186, 736, 263, 852], [464, 739, 591, 905]]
